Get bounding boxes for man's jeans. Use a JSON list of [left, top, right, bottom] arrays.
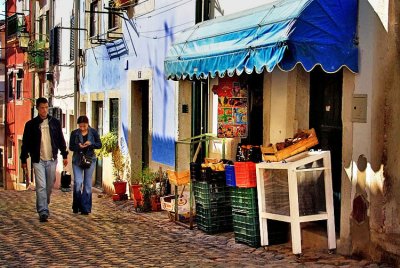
[[72, 161, 96, 213], [32, 160, 57, 216]]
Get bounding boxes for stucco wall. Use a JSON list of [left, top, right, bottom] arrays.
[[370, 0, 400, 264], [344, 0, 399, 263], [80, 0, 196, 179]]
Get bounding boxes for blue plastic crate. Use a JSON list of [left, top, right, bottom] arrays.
[[225, 165, 236, 186]]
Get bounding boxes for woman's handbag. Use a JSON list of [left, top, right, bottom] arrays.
[[79, 152, 92, 169], [61, 171, 72, 189]]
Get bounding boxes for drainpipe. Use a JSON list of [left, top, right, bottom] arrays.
[[3, 1, 8, 189], [74, 0, 80, 122]]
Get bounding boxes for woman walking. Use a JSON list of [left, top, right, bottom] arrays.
[[69, 116, 102, 215]]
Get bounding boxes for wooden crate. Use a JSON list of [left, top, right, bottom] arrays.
[[261, 129, 318, 162], [167, 170, 190, 186]]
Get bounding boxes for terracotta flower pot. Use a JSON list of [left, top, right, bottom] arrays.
[[113, 181, 127, 195], [151, 195, 161, 211]]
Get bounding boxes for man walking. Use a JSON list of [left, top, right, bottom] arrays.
[[20, 97, 68, 222]]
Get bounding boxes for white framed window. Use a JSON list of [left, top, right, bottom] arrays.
[[16, 79, 23, 100], [90, 0, 100, 37]]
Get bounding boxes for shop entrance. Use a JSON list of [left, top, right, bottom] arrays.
[[131, 80, 150, 174], [192, 81, 208, 161], [92, 101, 103, 188], [241, 73, 264, 145], [309, 66, 343, 231]]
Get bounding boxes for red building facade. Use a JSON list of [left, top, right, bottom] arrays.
[[4, 0, 33, 189]]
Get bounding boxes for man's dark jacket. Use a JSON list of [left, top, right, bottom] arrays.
[[20, 115, 68, 164]]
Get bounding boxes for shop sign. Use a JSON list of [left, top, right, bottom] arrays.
[[213, 77, 248, 138]]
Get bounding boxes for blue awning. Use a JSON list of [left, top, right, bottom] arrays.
[[165, 0, 358, 80]]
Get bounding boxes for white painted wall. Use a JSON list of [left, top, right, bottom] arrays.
[[213, 0, 274, 17], [53, 0, 75, 137], [269, 70, 289, 143]]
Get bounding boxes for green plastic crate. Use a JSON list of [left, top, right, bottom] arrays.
[[194, 181, 231, 206], [230, 187, 258, 212], [233, 212, 259, 230], [196, 203, 232, 218], [198, 222, 233, 234], [234, 233, 261, 248]]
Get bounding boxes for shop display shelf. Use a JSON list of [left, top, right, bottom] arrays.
[[256, 151, 335, 254]]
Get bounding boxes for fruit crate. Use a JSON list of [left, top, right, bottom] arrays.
[[230, 187, 258, 212], [261, 128, 318, 162], [200, 168, 226, 183], [190, 162, 201, 181], [194, 181, 231, 207], [225, 165, 236, 186], [234, 162, 256, 188]]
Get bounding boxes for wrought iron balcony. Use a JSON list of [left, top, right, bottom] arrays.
[[27, 40, 49, 71], [6, 13, 26, 39]]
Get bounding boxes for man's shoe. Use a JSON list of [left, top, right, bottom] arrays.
[[73, 208, 79, 214], [81, 212, 89, 215], [39, 214, 48, 222]]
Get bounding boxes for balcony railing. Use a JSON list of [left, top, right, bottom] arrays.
[[28, 40, 48, 70], [6, 14, 25, 38]]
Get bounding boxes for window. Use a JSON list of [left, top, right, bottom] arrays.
[[7, 140, 13, 160], [6, 14, 18, 37], [110, 98, 119, 133], [16, 79, 22, 100], [62, 113, 66, 128], [46, 11, 50, 40], [69, 114, 75, 134], [50, 26, 61, 65], [90, 0, 99, 37], [80, 102, 87, 115], [8, 74, 13, 99], [39, 16, 43, 41], [127, 0, 154, 19], [108, 0, 119, 30]]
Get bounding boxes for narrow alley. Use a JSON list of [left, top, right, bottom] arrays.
[[0, 189, 392, 267]]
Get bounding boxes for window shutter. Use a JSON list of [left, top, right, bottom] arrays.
[[50, 27, 60, 65], [70, 15, 75, 61]]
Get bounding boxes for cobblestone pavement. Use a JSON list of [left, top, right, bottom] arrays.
[[0, 189, 393, 267]]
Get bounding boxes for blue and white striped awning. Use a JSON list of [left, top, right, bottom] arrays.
[[165, 0, 358, 80]]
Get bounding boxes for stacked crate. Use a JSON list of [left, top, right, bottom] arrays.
[[231, 187, 260, 247], [229, 162, 289, 248], [193, 169, 233, 234]]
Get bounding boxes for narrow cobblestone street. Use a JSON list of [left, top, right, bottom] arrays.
[[0, 189, 392, 267]]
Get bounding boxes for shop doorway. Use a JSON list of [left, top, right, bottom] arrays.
[[131, 80, 150, 174], [92, 101, 103, 188], [309, 66, 343, 231], [241, 73, 264, 146], [192, 81, 208, 161]]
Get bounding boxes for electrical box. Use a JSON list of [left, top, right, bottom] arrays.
[[352, 94, 367, 123]]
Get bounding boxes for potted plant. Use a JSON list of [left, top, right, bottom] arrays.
[[139, 167, 157, 212], [125, 159, 144, 209], [96, 132, 127, 195]]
